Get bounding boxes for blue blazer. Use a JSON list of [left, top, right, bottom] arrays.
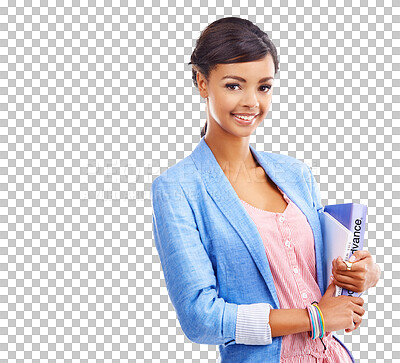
[[151, 136, 355, 363]]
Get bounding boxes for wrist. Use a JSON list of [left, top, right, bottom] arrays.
[[305, 307, 312, 331], [270, 308, 316, 337]]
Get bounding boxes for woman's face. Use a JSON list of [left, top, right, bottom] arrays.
[[197, 54, 275, 137]]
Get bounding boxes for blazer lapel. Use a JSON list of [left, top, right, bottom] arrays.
[[190, 137, 324, 308], [251, 144, 325, 295], [190, 137, 280, 307]]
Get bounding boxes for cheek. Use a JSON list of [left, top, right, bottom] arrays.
[[262, 96, 272, 112], [209, 102, 224, 121], [211, 99, 234, 118]]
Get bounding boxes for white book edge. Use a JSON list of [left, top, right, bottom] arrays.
[[321, 211, 353, 297]]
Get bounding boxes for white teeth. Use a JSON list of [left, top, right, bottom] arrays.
[[234, 114, 256, 121]]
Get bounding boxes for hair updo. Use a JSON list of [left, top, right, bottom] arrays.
[[188, 17, 280, 137]]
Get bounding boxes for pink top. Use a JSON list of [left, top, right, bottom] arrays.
[[240, 187, 352, 362]]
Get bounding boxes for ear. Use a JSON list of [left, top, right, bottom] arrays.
[[196, 72, 208, 99]]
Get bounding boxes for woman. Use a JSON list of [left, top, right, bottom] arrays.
[[151, 17, 381, 362]]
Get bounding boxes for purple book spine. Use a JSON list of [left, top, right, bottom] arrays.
[[342, 204, 367, 297]]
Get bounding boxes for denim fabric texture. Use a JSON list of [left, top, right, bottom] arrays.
[[151, 136, 355, 363]]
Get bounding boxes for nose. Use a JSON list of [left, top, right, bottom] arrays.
[[242, 90, 259, 109]]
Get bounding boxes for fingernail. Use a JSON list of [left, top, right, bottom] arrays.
[[349, 255, 356, 262]]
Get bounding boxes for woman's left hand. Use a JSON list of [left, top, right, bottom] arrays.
[[331, 250, 381, 293]]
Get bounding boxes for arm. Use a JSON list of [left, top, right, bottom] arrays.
[[269, 309, 311, 337], [151, 176, 274, 346]]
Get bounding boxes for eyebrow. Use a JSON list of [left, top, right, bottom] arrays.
[[221, 75, 274, 83]]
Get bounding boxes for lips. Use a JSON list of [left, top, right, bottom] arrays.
[[232, 113, 259, 125]]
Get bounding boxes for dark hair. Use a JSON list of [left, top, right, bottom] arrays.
[[188, 17, 280, 138]]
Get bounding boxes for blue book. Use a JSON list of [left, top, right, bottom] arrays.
[[319, 203, 368, 297]]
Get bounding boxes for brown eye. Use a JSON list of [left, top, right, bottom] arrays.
[[260, 85, 272, 92], [226, 84, 240, 90]]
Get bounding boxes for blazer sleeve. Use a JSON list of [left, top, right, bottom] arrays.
[[151, 175, 273, 346]]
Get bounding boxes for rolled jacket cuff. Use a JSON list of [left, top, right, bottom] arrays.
[[235, 303, 273, 345]]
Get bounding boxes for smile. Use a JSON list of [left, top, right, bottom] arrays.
[[232, 113, 259, 125]]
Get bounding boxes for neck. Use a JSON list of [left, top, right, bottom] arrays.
[[203, 127, 259, 179]]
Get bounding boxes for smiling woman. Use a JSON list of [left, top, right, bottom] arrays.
[[197, 56, 275, 135], [188, 17, 279, 139], [151, 16, 369, 363]]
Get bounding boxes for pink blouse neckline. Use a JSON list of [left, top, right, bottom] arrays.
[[239, 187, 290, 215]]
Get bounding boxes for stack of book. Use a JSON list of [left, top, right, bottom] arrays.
[[319, 203, 368, 297]]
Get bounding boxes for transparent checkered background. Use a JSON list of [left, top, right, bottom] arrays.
[[0, 0, 398, 362]]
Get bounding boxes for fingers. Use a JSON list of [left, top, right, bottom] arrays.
[[333, 257, 350, 273], [324, 280, 336, 297], [345, 303, 365, 333], [353, 319, 362, 331], [333, 256, 369, 274], [351, 312, 363, 331], [350, 250, 372, 262], [325, 279, 336, 293], [350, 296, 365, 306], [332, 258, 370, 293], [331, 275, 364, 293], [352, 302, 365, 317], [344, 312, 363, 333], [345, 317, 363, 332]]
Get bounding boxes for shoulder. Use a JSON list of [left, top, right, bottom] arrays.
[[258, 150, 314, 191], [151, 154, 198, 193], [259, 150, 309, 172], [261, 150, 302, 163], [151, 155, 204, 212]]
